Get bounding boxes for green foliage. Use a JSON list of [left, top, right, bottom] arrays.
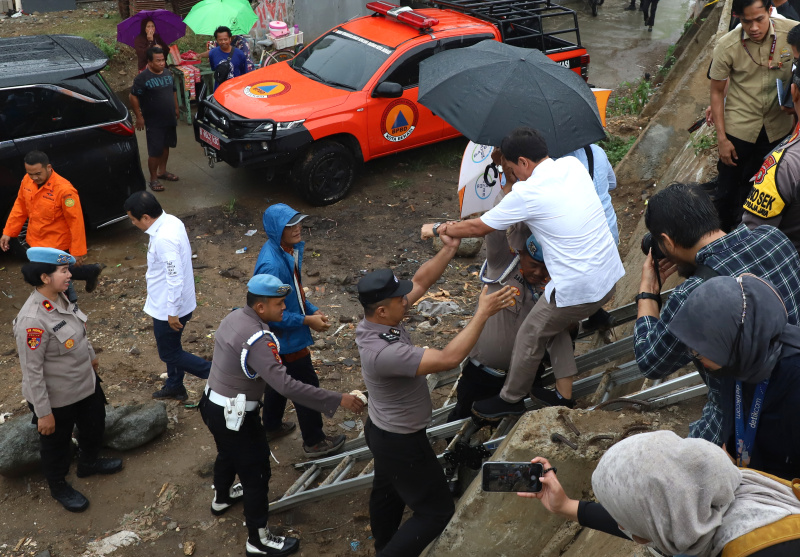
[[659, 44, 677, 77], [692, 129, 717, 155], [83, 35, 119, 60], [598, 134, 636, 167], [223, 197, 237, 215], [683, 17, 696, 34], [390, 178, 412, 190], [608, 78, 653, 116]]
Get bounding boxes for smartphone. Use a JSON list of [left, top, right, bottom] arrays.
[[481, 462, 543, 493]]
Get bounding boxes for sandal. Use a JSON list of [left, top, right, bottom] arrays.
[[148, 180, 165, 192], [157, 172, 179, 181]]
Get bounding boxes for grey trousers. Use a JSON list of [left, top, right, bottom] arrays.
[[500, 286, 616, 402]]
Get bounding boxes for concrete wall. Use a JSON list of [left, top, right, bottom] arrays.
[[251, 0, 371, 44]]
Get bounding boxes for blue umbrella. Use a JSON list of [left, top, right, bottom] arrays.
[[117, 9, 186, 48]]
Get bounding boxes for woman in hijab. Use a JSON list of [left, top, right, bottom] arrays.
[[521, 431, 800, 556], [134, 18, 169, 72], [668, 273, 800, 480]]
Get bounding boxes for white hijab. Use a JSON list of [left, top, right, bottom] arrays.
[[591, 431, 800, 557]]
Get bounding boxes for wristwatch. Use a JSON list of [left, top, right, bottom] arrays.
[[432, 222, 442, 237], [635, 292, 662, 310]]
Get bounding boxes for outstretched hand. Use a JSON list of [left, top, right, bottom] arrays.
[[517, 457, 578, 520], [340, 393, 364, 413], [476, 284, 516, 318]]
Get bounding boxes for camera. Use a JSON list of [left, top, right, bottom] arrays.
[[640, 232, 665, 260]]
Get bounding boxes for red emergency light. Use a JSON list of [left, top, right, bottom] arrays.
[[366, 1, 439, 31]]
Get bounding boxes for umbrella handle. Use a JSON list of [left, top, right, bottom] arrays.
[[484, 163, 498, 187]]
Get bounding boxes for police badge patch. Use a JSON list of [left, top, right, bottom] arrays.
[[267, 341, 282, 364], [27, 328, 44, 350], [64, 339, 74, 349]]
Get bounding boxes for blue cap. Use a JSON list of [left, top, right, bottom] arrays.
[[247, 274, 292, 297], [525, 233, 544, 263], [27, 247, 75, 266]]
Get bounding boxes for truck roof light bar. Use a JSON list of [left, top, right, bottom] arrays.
[[366, 1, 440, 30]]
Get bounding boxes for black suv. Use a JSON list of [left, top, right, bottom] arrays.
[[0, 35, 145, 250]]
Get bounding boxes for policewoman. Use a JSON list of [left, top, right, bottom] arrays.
[[356, 258, 512, 556], [13, 247, 122, 513], [200, 274, 363, 557]]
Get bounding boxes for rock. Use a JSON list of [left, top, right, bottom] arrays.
[[194, 459, 215, 478], [306, 269, 320, 277], [343, 358, 356, 367], [0, 414, 41, 477], [35, 551, 51, 557], [314, 339, 326, 349], [219, 268, 244, 279], [418, 321, 434, 330], [167, 521, 178, 530], [339, 315, 353, 323], [433, 237, 483, 258], [124, 255, 135, 260], [103, 402, 168, 451], [416, 300, 461, 317], [129, 346, 141, 356], [86, 531, 140, 555], [183, 541, 196, 556]]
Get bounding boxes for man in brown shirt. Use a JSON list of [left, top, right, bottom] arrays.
[[709, 0, 796, 230]]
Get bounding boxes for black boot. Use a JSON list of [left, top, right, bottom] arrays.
[[49, 480, 89, 512], [531, 386, 576, 409], [624, 2, 637, 9], [76, 453, 123, 478], [246, 527, 300, 556], [210, 482, 244, 516]]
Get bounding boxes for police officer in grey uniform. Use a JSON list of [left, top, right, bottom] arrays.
[[449, 226, 576, 420], [199, 274, 363, 557], [13, 247, 122, 513], [356, 231, 513, 557]]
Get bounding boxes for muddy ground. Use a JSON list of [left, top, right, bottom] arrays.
[[0, 3, 693, 556]]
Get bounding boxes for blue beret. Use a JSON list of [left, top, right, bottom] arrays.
[[248, 274, 292, 297], [525, 233, 544, 263], [27, 247, 75, 266]]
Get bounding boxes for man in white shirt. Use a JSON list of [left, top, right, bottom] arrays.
[[422, 127, 625, 415], [124, 191, 210, 400]]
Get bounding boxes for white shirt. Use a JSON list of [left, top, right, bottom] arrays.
[[480, 157, 624, 307], [143, 213, 197, 320]]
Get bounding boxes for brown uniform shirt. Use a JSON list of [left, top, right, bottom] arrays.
[[709, 18, 795, 143], [207, 305, 341, 415], [13, 290, 96, 417], [356, 320, 427, 434]]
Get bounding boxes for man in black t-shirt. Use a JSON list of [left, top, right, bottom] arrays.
[[130, 46, 179, 192]]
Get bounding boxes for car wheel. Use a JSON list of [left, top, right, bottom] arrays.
[[295, 140, 356, 206]]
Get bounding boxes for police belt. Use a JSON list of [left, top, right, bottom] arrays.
[[469, 358, 507, 378], [204, 385, 260, 412]]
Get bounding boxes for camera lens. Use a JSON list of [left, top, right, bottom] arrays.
[[641, 233, 665, 259]]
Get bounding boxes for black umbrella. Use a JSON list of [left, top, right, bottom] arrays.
[[418, 40, 604, 158]]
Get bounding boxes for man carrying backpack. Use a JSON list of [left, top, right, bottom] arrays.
[[208, 26, 250, 91]]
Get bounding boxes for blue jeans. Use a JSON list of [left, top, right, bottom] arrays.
[[152, 312, 211, 390]]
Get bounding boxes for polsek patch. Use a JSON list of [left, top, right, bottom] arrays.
[[267, 341, 282, 364], [27, 328, 44, 350]]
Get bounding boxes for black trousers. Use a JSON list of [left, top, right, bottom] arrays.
[[641, 0, 659, 25], [262, 354, 324, 446], [199, 393, 271, 530], [29, 379, 106, 484], [365, 420, 454, 557], [716, 127, 782, 231], [446, 360, 506, 422]]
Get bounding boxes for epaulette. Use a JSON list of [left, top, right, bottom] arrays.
[[379, 332, 400, 343]]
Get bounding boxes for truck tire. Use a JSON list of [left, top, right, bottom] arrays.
[[294, 140, 356, 206]]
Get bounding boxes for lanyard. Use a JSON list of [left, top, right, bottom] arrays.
[[741, 26, 782, 70], [734, 379, 769, 467]]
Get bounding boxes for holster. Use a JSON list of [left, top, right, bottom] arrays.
[[224, 394, 247, 431]]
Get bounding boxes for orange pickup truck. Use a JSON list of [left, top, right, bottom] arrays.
[[194, 0, 590, 205]]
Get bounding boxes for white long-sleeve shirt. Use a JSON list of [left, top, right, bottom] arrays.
[[143, 213, 196, 320]]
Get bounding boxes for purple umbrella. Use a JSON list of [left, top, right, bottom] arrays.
[[116, 9, 186, 48]]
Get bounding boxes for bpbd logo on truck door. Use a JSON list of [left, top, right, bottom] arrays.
[[381, 99, 419, 142]]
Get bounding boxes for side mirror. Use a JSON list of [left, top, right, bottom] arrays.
[[373, 81, 403, 98]]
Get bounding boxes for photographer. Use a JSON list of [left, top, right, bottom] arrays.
[[521, 431, 800, 556], [634, 183, 800, 443]]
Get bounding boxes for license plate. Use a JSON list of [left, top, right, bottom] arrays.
[[199, 128, 220, 150]]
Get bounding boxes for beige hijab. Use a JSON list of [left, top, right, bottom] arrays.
[[591, 431, 800, 556]]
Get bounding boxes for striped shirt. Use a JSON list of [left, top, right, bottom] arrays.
[[634, 224, 800, 442]]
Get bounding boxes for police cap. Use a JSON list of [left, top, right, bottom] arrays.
[[358, 269, 413, 305], [27, 247, 75, 266], [524, 233, 545, 263], [247, 274, 292, 297]]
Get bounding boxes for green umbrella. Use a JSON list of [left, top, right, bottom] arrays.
[[183, 0, 258, 36]]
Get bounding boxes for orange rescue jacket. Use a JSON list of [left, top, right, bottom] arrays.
[[2, 170, 87, 257]]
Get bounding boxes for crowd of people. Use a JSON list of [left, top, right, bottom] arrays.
[[8, 0, 800, 555]]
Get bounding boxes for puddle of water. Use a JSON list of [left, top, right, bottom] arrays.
[[560, 0, 696, 87]]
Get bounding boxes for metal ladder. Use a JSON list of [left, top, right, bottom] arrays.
[[268, 293, 702, 513]]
